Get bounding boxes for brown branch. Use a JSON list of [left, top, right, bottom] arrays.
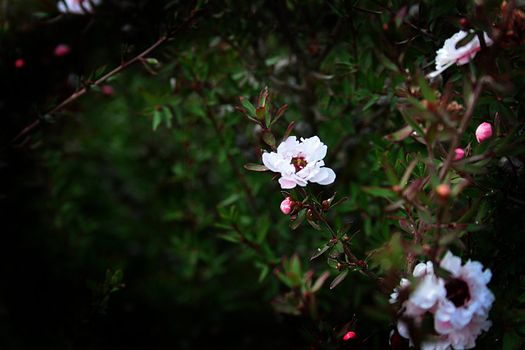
[[11, 8, 200, 144]]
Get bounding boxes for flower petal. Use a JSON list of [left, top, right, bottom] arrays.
[[262, 152, 282, 173], [278, 177, 297, 189]]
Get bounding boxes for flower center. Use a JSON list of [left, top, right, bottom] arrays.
[[291, 156, 308, 172], [445, 278, 470, 307]]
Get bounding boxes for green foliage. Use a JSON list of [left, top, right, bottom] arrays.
[[3, 0, 525, 349]]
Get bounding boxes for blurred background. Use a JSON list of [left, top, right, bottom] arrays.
[[2, 1, 525, 349]]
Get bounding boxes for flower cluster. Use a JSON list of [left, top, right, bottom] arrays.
[[262, 136, 336, 189], [390, 251, 494, 350], [428, 30, 493, 78], [58, 0, 101, 15]]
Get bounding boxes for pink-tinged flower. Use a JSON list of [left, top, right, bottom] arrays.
[[262, 136, 336, 189], [54, 44, 71, 57], [433, 251, 494, 349], [280, 197, 293, 215], [101, 85, 114, 96], [454, 148, 465, 161], [392, 261, 448, 349], [58, 0, 101, 15], [14, 58, 25, 69], [391, 253, 494, 350], [428, 31, 493, 78], [475, 122, 493, 143]]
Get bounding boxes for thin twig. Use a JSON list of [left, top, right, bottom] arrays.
[[12, 8, 200, 144]]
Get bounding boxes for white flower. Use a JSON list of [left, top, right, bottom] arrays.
[[392, 262, 448, 348], [428, 30, 493, 78], [391, 252, 495, 350], [433, 251, 495, 349], [58, 0, 101, 14], [262, 136, 336, 189]]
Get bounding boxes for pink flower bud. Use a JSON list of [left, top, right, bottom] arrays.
[[343, 331, 356, 341], [101, 85, 114, 96], [280, 197, 293, 215], [54, 44, 71, 57], [454, 148, 465, 161], [436, 184, 451, 198], [14, 58, 25, 69], [475, 122, 493, 143]]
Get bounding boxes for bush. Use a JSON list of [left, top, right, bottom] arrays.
[[1, 1, 525, 349]]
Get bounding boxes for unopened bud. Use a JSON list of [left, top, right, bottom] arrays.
[[475, 122, 493, 143], [322, 199, 331, 211], [436, 184, 451, 198], [280, 197, 293, 215], [459, 17, 469, 28], [453, 148, 465, 161], [54, 44, 71, 57], [14, 58, 24, 69], [343, 331, 357, 341], [101, 85, 114, 96]]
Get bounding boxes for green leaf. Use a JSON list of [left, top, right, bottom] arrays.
[[362, 186, 396, 199], [262, 131, 276, 149], [271, 104, 288, 127], [311, 271, 330, 292], [218, 233, 240, 243], [244, 163, 269, 172], [307, 217, 321, 230], [240, 97, 257, 117], [329, 270, 348, 290], [290, 209, 306, 230], [152, 110, 162, 131], [310, 242, 334, 261], [384, 125, 413, 142], [418, 75, 436, 102], [363, 95, 379, 111]]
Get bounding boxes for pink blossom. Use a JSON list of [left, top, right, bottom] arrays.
[[280, 197, 293, 215], [262, 136, 336, 189], [428, 31, 493, 78], [454, 148, 465, 161], [54, 44, 71, 57], [475, 122, 492, 143]]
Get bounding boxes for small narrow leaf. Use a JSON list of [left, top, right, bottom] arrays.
[[310, 243, 333, 261], [239, 97, 257, 117], [307, 218, 322, 230], [271, 104, 288, 127], [311, 271, 330, 292], [329, 270, 349, 290], [418, 75, 437, 102], [152, 110, 162, 130], [362, 186, 396, 199], [262, 131, 276, 149], [384, 125, 413, 142], [244, 163, 269, 172], [282, 121, 295, 141], [290, 209, 306, 230]]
